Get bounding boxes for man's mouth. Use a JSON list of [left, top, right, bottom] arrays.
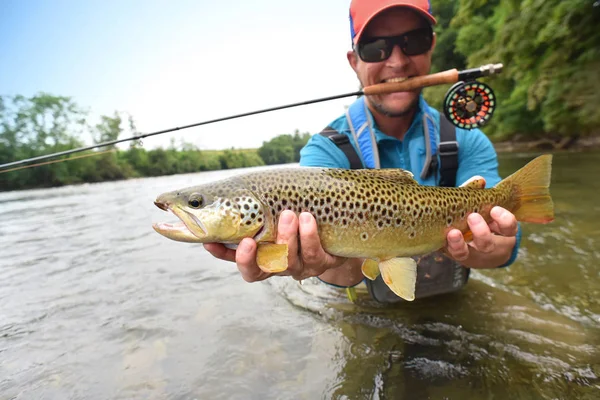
[[382, 77, 410, 84]]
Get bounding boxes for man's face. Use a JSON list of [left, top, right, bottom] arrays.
[[348, 8, 436, 117]]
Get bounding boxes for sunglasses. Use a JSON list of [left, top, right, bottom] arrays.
[[356, 27, 433, 63]]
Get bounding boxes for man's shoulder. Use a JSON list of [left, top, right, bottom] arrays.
[[299, 113, 354, 169], [325, 114, 351, 134]]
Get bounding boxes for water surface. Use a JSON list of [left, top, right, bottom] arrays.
[[1, 151, 599, 399]]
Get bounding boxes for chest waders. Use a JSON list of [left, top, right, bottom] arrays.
[[319, 97, 470, 303]]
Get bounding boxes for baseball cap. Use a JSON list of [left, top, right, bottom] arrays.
[[349, 0, 437, 46]]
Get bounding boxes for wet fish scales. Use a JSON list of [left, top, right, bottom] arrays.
[[153, 155, 554, 301]]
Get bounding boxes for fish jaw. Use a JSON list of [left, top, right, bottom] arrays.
[[153, 199, 210, 242], [153, 194, 266, 244], [152, 220, 204, 243]]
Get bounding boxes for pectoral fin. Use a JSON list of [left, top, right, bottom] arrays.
[[379, 257, 417, 301], [361, 259, 381, 280], [256, 243, 288, 273]]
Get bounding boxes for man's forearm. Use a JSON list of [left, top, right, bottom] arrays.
[[318, 258, 365, 286]]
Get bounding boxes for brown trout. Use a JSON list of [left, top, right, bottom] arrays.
[[153, 154, 554, 301]]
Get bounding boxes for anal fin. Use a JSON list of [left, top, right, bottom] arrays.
[[379, 257, 417, 301], [462, 230, 473, 243], [256, 243, 288, 273]]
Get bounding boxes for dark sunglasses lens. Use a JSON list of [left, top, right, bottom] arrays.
[[403, 29, 432, 55], [358, 38, 391, 62]]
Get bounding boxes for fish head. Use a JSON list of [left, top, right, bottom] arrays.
[[153, 185, 267, 243]]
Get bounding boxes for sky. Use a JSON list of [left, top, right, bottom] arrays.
[[0, 0, 361, 150]]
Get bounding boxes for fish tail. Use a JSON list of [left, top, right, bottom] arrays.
[[496, 154, 554, 224]]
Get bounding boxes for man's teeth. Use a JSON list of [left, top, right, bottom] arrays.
[[384, 77, 408, 83]]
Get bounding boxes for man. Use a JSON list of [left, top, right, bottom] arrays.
[[205, 0, 520, 302]]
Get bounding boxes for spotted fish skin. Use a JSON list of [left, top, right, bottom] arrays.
[[233, 167, 514, 259], [154, 155, 554, 300], [155, 155, 552, 260]]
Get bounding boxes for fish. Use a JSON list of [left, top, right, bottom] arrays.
[[153, 154, 554, 301]]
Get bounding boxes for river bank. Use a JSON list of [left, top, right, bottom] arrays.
[[494, 134, 600, 153]]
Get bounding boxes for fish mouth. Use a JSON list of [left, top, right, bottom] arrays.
[[153, 201, 208, 242], [154, 201, 169, 211]]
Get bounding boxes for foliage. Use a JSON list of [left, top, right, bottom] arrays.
[[3, 1, 599, 190], [257, 130, 311, 165], [424, 0, 600, 139], [0, 94, 270, 191]]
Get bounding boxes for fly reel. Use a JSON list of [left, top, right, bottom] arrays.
[[443, 81, 496, 130]]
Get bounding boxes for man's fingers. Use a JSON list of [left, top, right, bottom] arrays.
[[467, 213, 495, 253], [203, 243, 236, 262], [298, 212, 328, 265], [235, 238, 270, 282], [489, 206, 518, 237], [446, 229, 469, 261], [275, 210, 300, 276]]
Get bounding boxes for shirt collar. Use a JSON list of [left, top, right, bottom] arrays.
[[365, 95, 426, 143]]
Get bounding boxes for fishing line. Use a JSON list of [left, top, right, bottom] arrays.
[[0, 63, 503, 172]]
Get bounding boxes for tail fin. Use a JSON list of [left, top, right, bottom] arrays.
[[496, 155, 554, 224]]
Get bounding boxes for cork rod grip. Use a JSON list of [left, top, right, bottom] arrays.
[[362, 69, 459, 96]]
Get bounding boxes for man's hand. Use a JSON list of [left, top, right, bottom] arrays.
[[204, 210, 349, 282], [445, 206, 518, 269]]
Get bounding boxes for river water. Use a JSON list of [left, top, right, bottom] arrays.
[[1, 151, 599, 399]]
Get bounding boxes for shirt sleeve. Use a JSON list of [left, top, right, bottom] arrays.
[[455, 128, 502, 187], [299, 134, 352, 169]]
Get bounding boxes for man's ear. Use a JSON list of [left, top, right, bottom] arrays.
[[430, 32, 437, 53], [347, 50, 359, 73]]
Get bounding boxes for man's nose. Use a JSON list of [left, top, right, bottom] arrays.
[[385, 44, 411, 67]]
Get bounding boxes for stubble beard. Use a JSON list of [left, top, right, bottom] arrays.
[[370, 93, 421, 118]]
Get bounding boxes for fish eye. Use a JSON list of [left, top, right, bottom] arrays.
[[188, 195, 203, 209]]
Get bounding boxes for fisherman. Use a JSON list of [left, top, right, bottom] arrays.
[[204, 0, 521, 303]]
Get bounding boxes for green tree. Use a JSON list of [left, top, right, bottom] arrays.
[[258, 131, 311, 165]]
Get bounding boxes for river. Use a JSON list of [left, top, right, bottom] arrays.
[[1, 151, 599, 399]]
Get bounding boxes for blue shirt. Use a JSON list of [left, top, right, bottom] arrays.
[[300, 98, 501, 187], [299, 98, 520, 267]]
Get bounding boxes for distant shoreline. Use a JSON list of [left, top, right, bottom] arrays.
[[493, 135, 600, 153]]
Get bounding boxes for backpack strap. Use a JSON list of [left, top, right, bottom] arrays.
[[319, 126, 363, 169], [438, 115, 459, 187], [320, 117, 458, 187]]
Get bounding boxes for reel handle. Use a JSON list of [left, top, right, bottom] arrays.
[[362, 63, 503, 96], [363, 69, 459, 96]]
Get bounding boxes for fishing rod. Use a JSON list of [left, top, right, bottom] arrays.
[[0, 63, 503, 172]]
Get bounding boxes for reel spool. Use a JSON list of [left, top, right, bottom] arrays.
[[444, 81, 496, 130]]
